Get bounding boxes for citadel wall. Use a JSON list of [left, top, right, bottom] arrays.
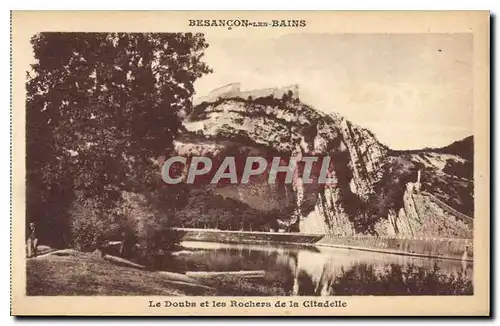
[[193, 83, 299, 105]]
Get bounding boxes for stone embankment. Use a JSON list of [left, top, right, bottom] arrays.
[[174, 228, 323, 246], [316, 234, 472, 262], [173, 228, 473, 262]]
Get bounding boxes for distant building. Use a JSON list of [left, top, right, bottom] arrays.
[[193, 83, 299, 105]]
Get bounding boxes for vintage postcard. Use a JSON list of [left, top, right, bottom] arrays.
[[11, 11, 490, 316]]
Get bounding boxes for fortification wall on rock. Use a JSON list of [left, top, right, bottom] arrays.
[[193, 83, 299, 105], [208, 83, 242, 99], [240, 84, 300, 100]]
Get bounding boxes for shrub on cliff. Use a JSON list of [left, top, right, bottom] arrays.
[[367, 156, 417, 223]]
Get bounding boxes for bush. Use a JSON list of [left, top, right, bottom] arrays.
[[69, 197, 126, 252], [69, 189, 182, 270], [326, 263, 473, 295]]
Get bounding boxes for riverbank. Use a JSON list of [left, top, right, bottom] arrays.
[[26, 247, 299, 296], [27, 249, 216, 296], [26, 244, 472, 296], [173, 228, 473, 262]]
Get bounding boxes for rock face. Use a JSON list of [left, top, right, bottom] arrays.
[[373, 183, 472, 238], [173, 94, 473, 238]]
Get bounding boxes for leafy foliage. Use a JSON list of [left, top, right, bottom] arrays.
[[26, 32, 211, 249], [69, 194, 128, 252], [172, 189, 280, 231]]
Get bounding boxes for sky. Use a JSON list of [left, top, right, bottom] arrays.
[[193, 33, 473, 150]]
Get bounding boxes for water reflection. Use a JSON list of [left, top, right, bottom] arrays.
[[168, 241, 473, 296]]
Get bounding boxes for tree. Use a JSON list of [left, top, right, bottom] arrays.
[[26, 32, 211, 249]]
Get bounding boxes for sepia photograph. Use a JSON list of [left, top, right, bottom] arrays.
[[10, 11, 490, 316]]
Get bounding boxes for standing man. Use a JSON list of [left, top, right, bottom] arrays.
[[26, 222, 38, 258]]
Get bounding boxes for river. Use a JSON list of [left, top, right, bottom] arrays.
[[164, 241, 473, 296]]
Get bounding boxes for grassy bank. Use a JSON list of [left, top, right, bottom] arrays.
[[27, 250, 216, 296]]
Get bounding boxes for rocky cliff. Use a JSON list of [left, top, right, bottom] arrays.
[[171, 95, 473, 238]]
